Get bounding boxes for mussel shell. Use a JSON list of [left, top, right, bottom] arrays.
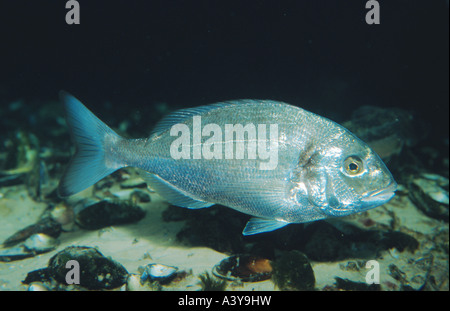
[[0, 234, 57, 262], [413, 177, 449, 205], [213, 254, 273, 282], [141, 263, 178, 284], [409, 177, 449, 221], [50, 203, 75, 227], [48, 246, 128, 290], [27, 282, 50, 291], [75, 199, 146, 230], [2, 217, 62, 248], [0, 245, 33, 262], [23, 233, 58, 253]]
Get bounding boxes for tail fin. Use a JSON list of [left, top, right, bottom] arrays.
[[58, 91, 123, 197]]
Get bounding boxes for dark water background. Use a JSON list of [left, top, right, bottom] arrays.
[[0, 0, 448, 145]]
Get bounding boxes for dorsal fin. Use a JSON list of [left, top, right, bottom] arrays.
[[149, 100, 265, 137]]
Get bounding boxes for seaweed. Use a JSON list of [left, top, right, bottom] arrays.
[[198, 272, 227, 291]]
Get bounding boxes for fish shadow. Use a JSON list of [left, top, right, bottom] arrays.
[[162, 204, 419, 262]]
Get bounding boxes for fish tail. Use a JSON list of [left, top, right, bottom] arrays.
[[58, 91, 124, 197]]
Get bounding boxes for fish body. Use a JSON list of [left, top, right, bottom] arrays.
[[58, 92, 397, 235]]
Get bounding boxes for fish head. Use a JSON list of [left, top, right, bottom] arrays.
[[298, 131, 397, 218]]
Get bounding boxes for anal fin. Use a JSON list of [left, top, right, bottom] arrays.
[[242, 217, 289, 235], [137, 170, 214, 209]]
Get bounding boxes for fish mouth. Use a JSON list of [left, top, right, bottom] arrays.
[[361, 181, 398, 204]]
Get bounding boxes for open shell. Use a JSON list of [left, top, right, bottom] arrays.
[[212, 254, 272, 282]]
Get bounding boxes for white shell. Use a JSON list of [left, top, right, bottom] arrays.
[[23, 233, 58, 252], [413, 178, 449, 205], [28, 282, 49, 291], [147, 263, 178, 278], [141, 263, 178, 283], [126, 274, 147, 291]]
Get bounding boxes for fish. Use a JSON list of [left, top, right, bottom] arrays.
[[58, 91, 397, 235]]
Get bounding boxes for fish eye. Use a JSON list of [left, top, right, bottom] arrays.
[[344, 156, 363, 175]]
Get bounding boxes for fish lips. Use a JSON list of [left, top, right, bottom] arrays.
[[361, 181, 398, 207], [321, 181, 397, 217]]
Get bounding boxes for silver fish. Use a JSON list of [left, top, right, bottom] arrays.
[[58, 91, 397, 235]]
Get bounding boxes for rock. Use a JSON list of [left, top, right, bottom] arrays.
[[272, 250, 315, 290]]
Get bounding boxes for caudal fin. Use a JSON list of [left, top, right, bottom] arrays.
[[58, 91, 123, 197]]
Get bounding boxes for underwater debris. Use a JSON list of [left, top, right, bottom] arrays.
[[120, 177, 147, 189], [271, 250, 315, 291], [0, 130, 39, 175], [414, 174, 449, 204], [339, 261, 362, 272], [22, 233, 58, 253], [302, 222, 353, 261], [140, 263, 178, 285], [93, 178, 115, 193], [47, 246, 129, 290], [162, 204, 193, 222], [0, 245, 33, 262], [0, 130, 57, 201], [301, 221, 418, 261], [212, 254, 273, 283], [126, 274, 145, 291], [198, 272, 227, 291], [23, 246, 129, 290], [129, 189, 151, 204], [2, 217, 62, 248], [1, 203, 73, 260], [334, 277, 380, 291], [74, 199, 146, 230], [168, 205, 247, 253], [27, 282, 50, 291], [47, 203, 75, 231], [125, 273, 160, 291], [378, 231, 419, 253], [388, 264, 408, 284], [109, 189, 151, 204], [0, 233, 58, 262], [26, 159, 55, 201], [23, 268, 52, 285], [408, 174, 449, 221], [26, 158, 45, 200]]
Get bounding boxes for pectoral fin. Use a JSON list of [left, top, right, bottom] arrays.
[[242, 217, 289, 235]]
